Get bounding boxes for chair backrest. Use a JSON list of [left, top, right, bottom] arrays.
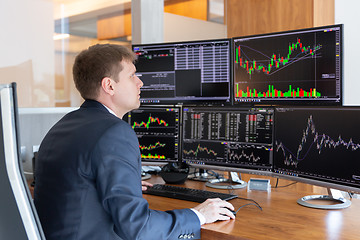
[[0, 83, 45, 240]]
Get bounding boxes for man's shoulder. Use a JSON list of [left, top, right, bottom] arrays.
[[47, 105, 129, 143], [66, 103, 121, 124]]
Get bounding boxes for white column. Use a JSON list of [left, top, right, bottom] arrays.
[[131, 0, 164, 44], [335, 0, 360, 105]]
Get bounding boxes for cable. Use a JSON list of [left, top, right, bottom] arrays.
[[217, 181, 263, 211], [236, 196, 263, 211], [273, 181, 297, 188], [234, 202, 262, 214], [188, 167, 198, 176], [226, 184, 236, 195], [207, 170, 223, 179], [188, 168, 223, 179], [272, 178, 297, 188], [348, 192, 356, 199], [224, 188, 263, 211]]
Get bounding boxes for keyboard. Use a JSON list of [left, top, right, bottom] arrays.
[[143, 184, 237, 203]]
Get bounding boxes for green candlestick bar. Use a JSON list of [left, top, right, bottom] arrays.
[[141, 153, 166, 159], [236, 84, 321, 98], [235, 39, 321, 76]]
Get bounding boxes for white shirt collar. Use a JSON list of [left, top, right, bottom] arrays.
[[101, 103, 117, 117]]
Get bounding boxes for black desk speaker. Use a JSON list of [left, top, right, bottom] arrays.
[[159, 163, 189, 184]]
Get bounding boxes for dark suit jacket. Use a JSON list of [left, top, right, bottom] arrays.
[[34, 100, 200, 240]]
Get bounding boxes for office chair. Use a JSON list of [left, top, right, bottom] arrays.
[[0, 83, 45, 240]]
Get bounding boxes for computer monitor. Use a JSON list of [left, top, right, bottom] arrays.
[[273, 107, 360, 194], [126, 105, 181, 165], [132, 39, 232, 105], [233, 24, 343, 105], [181, 106, 274, 175]]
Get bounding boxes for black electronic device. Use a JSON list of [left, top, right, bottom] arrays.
[[143, 184, 237, 203], [126, 105, 181, 165], [273, 107, 360, 209], [181, 106, 274, 175], [132, 38, 232, 105], [159, 162, 189, 184], [233, 24, 343, 105], [31, 151, 38, 187], [223, 207, 237, 216]]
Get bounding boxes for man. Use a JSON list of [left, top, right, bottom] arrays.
[[34, 44, 235, 240]]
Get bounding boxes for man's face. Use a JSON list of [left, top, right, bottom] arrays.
[[113, 60, 143, 116]]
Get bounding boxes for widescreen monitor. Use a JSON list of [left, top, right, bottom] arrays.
[[132, 39, 232, 105], [181, 106, 274, 175], [126, 106, 181, 165], [273, 107, 360, 193], [233, 24, 342, 105]]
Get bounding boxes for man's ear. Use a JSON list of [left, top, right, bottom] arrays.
[[101, 77, 115, 96]]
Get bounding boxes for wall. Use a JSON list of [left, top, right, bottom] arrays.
[[164, 13, 227, 42], [164, 0, 208, 21], [226, 0, 313, 38], [0, 0, 55, 107], [335, 0, 360, 105], [18, 108, 77, 179], [54, 36, 132, 107], [53, 0, 131, 20]]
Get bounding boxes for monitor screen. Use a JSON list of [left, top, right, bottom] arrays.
[[126, 106, 181, 164], [132, 39, 232, 104], [233, 24, 342, 105], [273, 107, 360, 193], [181, 106, 274, 174]]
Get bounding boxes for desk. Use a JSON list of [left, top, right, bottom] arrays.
[[143, 174, 360, 240], [28, 175, 360, 240]]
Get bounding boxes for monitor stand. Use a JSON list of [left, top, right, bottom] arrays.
[[141, 171, 151, 181], [188, 169, 217, 182], [297, 188, 351, 209], [205, 171, 247, 189]]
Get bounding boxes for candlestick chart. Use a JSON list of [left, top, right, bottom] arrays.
[[128, 106, 180, 162], [131, 112, 175, 135], [138, 135, 177, 160], [274, 108, 360, 187], [233, 26, 342, 104]]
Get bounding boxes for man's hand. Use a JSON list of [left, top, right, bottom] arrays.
[[141, 181, 153, 191], [193, 198, 235, 224]]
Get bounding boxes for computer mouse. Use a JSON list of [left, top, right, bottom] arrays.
[[223, 207, 236, 217]]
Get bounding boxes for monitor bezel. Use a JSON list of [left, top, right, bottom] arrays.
[[232, 24, 343, 107], [185, 162, 274, 177], [272, 172, 360, 194]]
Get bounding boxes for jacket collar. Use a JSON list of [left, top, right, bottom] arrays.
[[80, 99, 108, 113]]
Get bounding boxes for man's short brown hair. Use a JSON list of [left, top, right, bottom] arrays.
[[73, 44, 137, 100]]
